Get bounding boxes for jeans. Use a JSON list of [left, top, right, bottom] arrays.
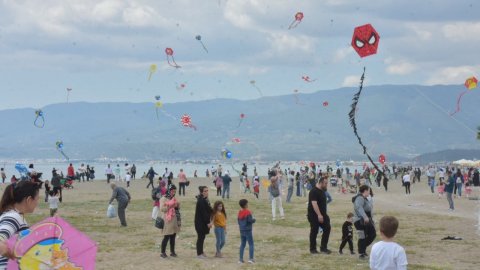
[[118, 200, 128, 226], [107, 174, 113, 184], [239, 230, 254, 261], [296, 181, 301, 196], [222, 184, 230, 199], [404, 182, 411, 194], [456, 183, 463, 197], [286, 186, 293, 202], [161, 233, 176, 254], [214, 227, 226, 253], [196, 232, 206, 255], [309, 215, 331, 251], [446, 192, 454, 210], [216, 186, 222, 196], [430, 179, 436, 193], [271, 196, 284, 219], [354, 219, 376, 255], [179, 182, 186, 196]]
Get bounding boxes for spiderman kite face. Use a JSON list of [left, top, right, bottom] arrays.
[[351, 24, 380, 58]]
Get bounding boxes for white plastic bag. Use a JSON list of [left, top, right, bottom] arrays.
[[107, 204, 117, 218]]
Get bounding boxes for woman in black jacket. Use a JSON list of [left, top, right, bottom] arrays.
[[194, 186, 212, 258]]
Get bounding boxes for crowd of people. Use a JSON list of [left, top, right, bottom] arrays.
[[0, 161, 478, 269]]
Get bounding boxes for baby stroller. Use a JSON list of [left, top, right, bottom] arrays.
[[330, 177, 338, 187]]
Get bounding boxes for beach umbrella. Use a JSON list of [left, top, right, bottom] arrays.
[[7, 216, 97, 270]]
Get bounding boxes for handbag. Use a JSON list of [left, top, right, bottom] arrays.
[[185, 180, 190, 187], [155, 217, 165, 229]]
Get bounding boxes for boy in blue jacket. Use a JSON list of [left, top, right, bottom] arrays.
[[238, 199, 256, 264]]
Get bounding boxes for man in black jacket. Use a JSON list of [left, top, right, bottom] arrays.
[[195, 186, 213, 258], [307, 177, 331, 254]]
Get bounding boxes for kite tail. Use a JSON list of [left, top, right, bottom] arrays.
[[155, 108, 160, 121], [348, 67, 388, 180], [148, 72, 153, 81], [200, 41, 209, 53], [449, 90, 468, 116], [34, 116, 45, 128]]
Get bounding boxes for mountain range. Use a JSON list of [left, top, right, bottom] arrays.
[[0, 84, 479, 162]]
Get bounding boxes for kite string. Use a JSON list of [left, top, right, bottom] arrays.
[[412, 86, 476, 135]]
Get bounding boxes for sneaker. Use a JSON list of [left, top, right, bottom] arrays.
[[280, 216, 285, 220], [238, 260, 245, 264], [359, 254, 368, 260], [160, 253, 168, 258], [248, 260, 255, 264], [170, 253, 177, 257], [339, 250, 343, 255], [310, 250, 319, 254], [320, 249, 332, 255], [350, 251, 356, 255], [197, 254, 207, 259]]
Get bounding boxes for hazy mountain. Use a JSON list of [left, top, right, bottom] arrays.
[[414, 149, 480, 164], [0, 84, 478, 161]]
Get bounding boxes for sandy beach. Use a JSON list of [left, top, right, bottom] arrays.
[[17, 175, 480, 270]]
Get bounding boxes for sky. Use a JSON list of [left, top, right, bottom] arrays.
[[0, 0, 479, 110]]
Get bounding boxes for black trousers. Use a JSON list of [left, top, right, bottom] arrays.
[[216, 187, 222, 196], [339, 238, 354, 252], [161, 234, 176, 254], [196, 232, 207, 255], [309, 215, 331, 251], [354, 220, 376, 255], [404, 182, 411, 194], [146, 178, 154, 189], [179, 183, 186, 196]]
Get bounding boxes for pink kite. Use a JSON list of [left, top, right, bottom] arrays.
[[288, 12, 304, 29], [165, 47, 181, 68], [232, 138, 241, 143], [176, 82, 187, 90], [7, 216, 97, 270], [378, 154, 386, 165], [301, 75, 316, 83], [238, 113, 245, 127], [180, 114, 197, 130], [323, 101, 329, 107]]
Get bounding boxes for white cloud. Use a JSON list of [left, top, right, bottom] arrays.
[[122, 3, 158, 27], [248, 66, 270, 75], [384, 58, 416, 75], [266, 32, 314, 54], [333, 47, 353, 63], [406, 23, 433, 41], [425, 65, 480, 85], [342, 75, 362, 87], [443, 22, 480, 42]]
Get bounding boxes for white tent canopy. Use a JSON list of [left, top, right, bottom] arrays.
[[452, 159, 480, 167]]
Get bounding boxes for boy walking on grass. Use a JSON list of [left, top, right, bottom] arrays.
[[238, 199, 255, 264], [48, 191, 60, 217], [339, 213, 355, 255], [369, 216, 408, 270]]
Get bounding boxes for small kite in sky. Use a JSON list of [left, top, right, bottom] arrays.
[[351, 24, 380, 58], [250, 80, 263, 96], [33, 109, 45, 128], [181, 114, 197, 130], [450, 76, 478, 116], [56, 141, 69, 160], [176, 82, 187, 91], [165, 47, 181, 68], [302, 75, 316, 83], [221, 149, 233, 159], [66, 88, 72, 103], [232, 138, 241, 143], [148, 64, 157, 81], [323, 101, 329, 107], [238, 113, 245, 127], [195, 35, 208, 53], [464, 76, 478, 90], [288, 12, 304, 30], [293, 89, 304, 105], [477, 126, 480, 140]]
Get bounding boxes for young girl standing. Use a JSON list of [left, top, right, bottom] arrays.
[[212, 201, 227, 258]]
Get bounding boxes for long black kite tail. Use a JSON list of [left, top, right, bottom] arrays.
[[348, 67, 388, 180]]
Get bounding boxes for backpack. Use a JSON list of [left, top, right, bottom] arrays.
[[352, 194, 362, 204]]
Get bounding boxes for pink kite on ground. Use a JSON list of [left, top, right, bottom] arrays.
[[7, 216, 97, 270]]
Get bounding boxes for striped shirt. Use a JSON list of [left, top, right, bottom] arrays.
[[0, 210, 28, 268]]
